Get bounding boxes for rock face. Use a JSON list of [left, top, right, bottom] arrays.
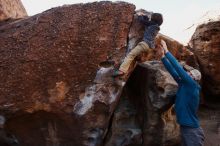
[[190, 21, 220, 99], [134, 63, 179, 146], [0, 0, 27, 21], [0, 1, 211, 146], [0, 2, 135, 146], [105, 62, 180, 146]]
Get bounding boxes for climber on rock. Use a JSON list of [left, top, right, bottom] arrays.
[[112, 12, 163, 77], [158, 40, 205, 146]]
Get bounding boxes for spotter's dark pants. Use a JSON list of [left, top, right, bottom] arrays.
[[180, 126, 205, 146]]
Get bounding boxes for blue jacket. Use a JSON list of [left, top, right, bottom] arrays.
[[161, 52, 200, 128], [138, 16, 160, 49]]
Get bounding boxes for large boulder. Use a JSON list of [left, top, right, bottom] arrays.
[[190, 21, 220, 99], [190, 20, 220, 146], [137, 62, 180, 146], [0, 1, 201, 146], [0, 2, 135, 146], [105, 62, 180, 146], [0, 0, 27, 21]]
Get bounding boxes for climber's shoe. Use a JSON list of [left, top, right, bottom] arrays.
[[112, 70, 124, 77]]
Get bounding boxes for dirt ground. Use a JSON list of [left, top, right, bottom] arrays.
[[199, 102, 220, 146]]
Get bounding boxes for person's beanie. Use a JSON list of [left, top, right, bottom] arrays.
[[180, 61, 202, 81], [190, 69, 201, 81]]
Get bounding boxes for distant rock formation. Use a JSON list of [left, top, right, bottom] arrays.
[[190, 21, 220, 99], [0, 0, 27, 21], [190, 20, 220, 146]]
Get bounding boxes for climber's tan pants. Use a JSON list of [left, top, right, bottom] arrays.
[[119, 41, 150, 73]]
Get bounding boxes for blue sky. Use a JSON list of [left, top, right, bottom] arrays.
[[21, 0, 220, 44]]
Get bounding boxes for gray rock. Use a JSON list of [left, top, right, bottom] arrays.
[[105, 62, 180, 146]]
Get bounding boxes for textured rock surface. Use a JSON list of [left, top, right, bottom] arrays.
[[0, 2, 135, 146], [104, 86, 143, 146], [1, 1, 217, 146], [138, 62, 180, 146], [105, 62, 180, 146], [190, 21, 220, 98], [0, 0, 27, 21]]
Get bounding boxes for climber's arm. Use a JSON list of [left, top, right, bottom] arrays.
[[161, 57, 181, 83], [158, 42, 181, 83], [165, 52, 193, 82], [161, 40, 194, 83]]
